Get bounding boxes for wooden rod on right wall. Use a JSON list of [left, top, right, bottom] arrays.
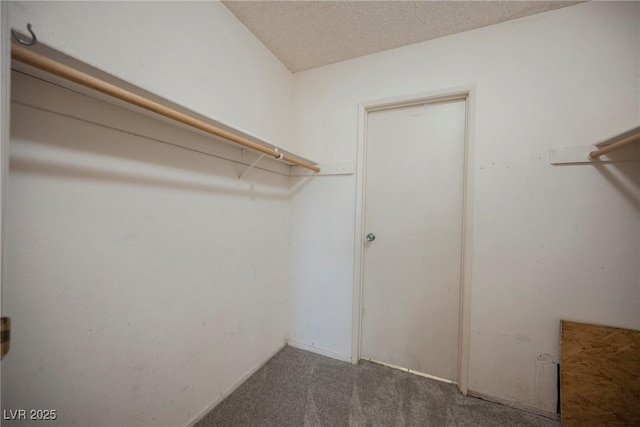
[[589, 132, 640, 159]]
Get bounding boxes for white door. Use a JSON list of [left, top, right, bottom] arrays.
[[361, 100, 466, 382]]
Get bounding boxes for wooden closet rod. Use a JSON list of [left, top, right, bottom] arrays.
[[11, 43, 320, 173], [589, 131, 640, 159]]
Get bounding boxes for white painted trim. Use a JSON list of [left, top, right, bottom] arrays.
[[286, 339, 352, 363], [352, 85, 476, 395], [458, 87, 476, 396], [352, 102, 367, 364], [290, 162, 355, 176], [549, 144, 640, 164], [363, 88, 473, 113], [365, 358, 456, 384], [184, 342, 287, 427], [468, 390, 559, 420], [0, 0, 8, 376]]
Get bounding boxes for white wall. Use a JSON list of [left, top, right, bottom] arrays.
[[4, 72, 290, 427], [8, 0, 293, 149], [4, 2, 294, 426], [289, 1, 640, 414], [5, 0, 640, 421]]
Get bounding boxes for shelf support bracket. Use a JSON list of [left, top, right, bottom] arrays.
[[238, 153, 266, 182]]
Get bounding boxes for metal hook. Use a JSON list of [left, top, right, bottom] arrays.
[[12, 23, 37, 46]]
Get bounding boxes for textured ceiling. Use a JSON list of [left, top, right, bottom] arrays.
[[223, 1, 583, 72]]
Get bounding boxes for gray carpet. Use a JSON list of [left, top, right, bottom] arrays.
[[196, 346, 559, 427]]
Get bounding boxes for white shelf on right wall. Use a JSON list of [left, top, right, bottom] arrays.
[[550, 125, 640, 164]]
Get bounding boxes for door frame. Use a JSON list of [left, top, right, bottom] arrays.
[[352, 86, 476, 395]]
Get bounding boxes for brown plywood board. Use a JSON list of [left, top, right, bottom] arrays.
[[560, 320, 640, 426]]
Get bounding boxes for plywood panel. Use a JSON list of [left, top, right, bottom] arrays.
[[561, 320, 640, 426]]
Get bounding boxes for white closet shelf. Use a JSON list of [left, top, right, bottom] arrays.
[[550, 126, 640, 165], [10, 42, 320, 174]]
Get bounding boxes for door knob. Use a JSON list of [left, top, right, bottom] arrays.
[[366, 233, 376, 242]]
